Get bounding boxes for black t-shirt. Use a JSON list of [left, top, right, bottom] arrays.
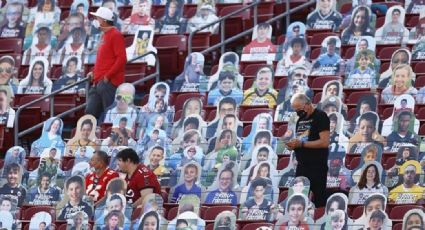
[[294, 109, 330, 166]]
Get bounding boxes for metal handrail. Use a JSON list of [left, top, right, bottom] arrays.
[[14, 51, 160, 145], [199, 0, 316, 55], [188, 0, 261, 54]]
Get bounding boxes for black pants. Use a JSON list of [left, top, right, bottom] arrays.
[[85, 81, 116, 120], [296, 163, 328, 208]]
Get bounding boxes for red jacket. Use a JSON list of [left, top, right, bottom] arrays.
[[93, 27, 127, 87]]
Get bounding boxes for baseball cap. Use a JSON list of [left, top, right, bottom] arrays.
[[90, 7, 114, 21]]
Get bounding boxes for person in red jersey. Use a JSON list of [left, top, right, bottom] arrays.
[[85, 150, 119, 204], [116, 148, 161, 208], [86, 7, 127, 119]]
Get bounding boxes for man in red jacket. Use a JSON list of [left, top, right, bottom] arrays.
[[86, 7, 127, 119]]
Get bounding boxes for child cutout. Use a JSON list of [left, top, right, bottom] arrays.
[[2, 147, 25, 177], [315, 193, 350, 229], [277, 176, 313, 219], [341, 5, 375, 45], [22, 26, 55, 65], [409, 11, 425, 44], [125, 26, 157, 66], [406, 0, 425, 14], [122, 0, 155, 34], [167, 211, 205, 230], [241, 22, 276, 62], [206, 52, 244, 91], [239, 177, 277, 221], [56, 175, 93, 221], [52, 56, 85, 94], [306, 0, 342, 31], [242, 66, 278, 108], [207, 69, 243, 106], [347, 112, 385, 154], [275, 21, 307, 62], [55, 26, 87, 65], [412, 35, 425, 60], [138, 82, 172, 122], [344, 49, 378, 89], [349, 161, 388, 205], [381, 64, 417, 104], [172, 52, 206, 92], [67, 211, 89, 230], [328, 112, 349, 155], [375, 5, 409, 44], [203, 129, 239, 171], [311, 36, 343, 76], [18, 56, 52, 94], [170, 162, 203, 203], [347, 95, 377, 137], [275, 193, 312, 230], [0, 163, 27, 207], [275, 37, 311, 77], [65, 115, 97, 157], [30, 117, 66, 157], [0, 2, 25, 38]]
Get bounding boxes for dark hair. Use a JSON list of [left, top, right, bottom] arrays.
[[256, 162, 270, 178], [370, 209, 386, 221], [257, 22, 269, 29], [151, 146, 164, 155], [139, 211, 159, 230], [116, 148, 139, 164], [326, 195, 346, 214], [348, 6, 370, 33], [29, 60, 46, 87], [326, 81, 340, 94], [37, 0, 56, 11], [251, 178, 267, 188], [364, 194, 385, 213], [47, 118, 61, 135], [291, 37, 305, 49], [398, 111, 412, 119], [109, 194, 123, 205], [39, 172, 51, 183], [327, 38, 337, 45], [254, 131, 271, 144], [218, 97, 236, 111], [80, 119, 93, 129], [406, 212, 424, 227], [288, 194, 306, 210], [184, 117, 199, 129], [258, 146, 269, 155], [329, 113, 338, 122], [120, 117, 128, 122], [95, 150, 110, 165], [218, 71, 236, 82], [359, 112, 377, 128], [392, 8, 401, 14], [358, 163, 380, 189], [77, 3, 84, 7], [106, 178, 125, 194], [176, 219, 188, 226], [6, 163, 20, 174], [66, 176, 84, 189]]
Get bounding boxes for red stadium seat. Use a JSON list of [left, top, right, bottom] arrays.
[[414, 63, 425, 74], [240, 108, 274, 121], [278, 189, 288, 203], [314, 207, 325, 221], [393, 223, 402, 230], [242, 63, 266, 76], [203, 206, 237, 221], [243, 125, 252, 137], [343, 46, 356, 59], [276, 77, 288, 89], [277, 157, 289, 170], [351, 206, 364, 219], [0, 38, 23, 54], [309, 32, 339, 46], [347, 157, 361, 170], [310, 76, 342, 90], [416, 107, 425, 119], [243, 78, 254, 90], [173, 93, 206, 111], [154, 35, 188, 77], [242, 223, 273, 230], [167, 206, 178, 221], [384, 157, 396, 170], [21, 206, 55, 221], [389, 205, 424, 219], [378, 47, 401, 60], [275, 123, 288, 137], [345, 91, 378, 105]]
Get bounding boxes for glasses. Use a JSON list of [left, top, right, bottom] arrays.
[[116, 94, 133, 103], [0, 67, 13, 74]]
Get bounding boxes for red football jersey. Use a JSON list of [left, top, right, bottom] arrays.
[[125, 164, 161, 204], [85, 167, 119, 202]]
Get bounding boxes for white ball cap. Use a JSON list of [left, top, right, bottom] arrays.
[[90, 7, 114, 21]]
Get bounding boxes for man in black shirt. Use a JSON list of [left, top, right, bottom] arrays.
[[287, 93, 330, 207]]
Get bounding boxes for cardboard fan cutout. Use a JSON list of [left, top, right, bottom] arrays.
[[275, 36, 311, 77], [311, 36, 343, 76], [22, 25, 56, 65], [187, 2, 218, 34], [0, 2, 26, 39], [378, 48, 412, 89], [154, 0, 187, 34], [381, 94, 419, 137], [0, 210, 15, 230], [166, 211, 205, 230], [406, 0, 425, 14], [18, 56, 52, 94], [94, 193, 131, 229], [172, 52, 206, 92], [126, 26, 157, 66], [274, 193, 313, 230], [412, 36, 425, 60], [170, 162, 204, 203], [122, 0, 155, 34], [353, 193, 392, 229], [56, 175, 93, 221], [28, 211, 53, 230], [306, 0, 342, 31], [348, 161, 388, 205], [52, 56, 85, 94], [2, 146, 25, 177], [348, 112, 385, 154], [375, 5, 409, 44], [347, 94, 378, 137], [278, 152, 298, 187], [344, 49, 379, 89], [328, 112, 349, 156], [30, 116, 65, 157], [204, 162, 239, 205], [402, 209, 425, 230], [0, 164, 27, 207], [315, 193, 350, 229], [409, 11, 425, 44], [388, 160, 424, 204], [327, 156, 352, 191], [381, 65, 417, 105], [241, 22, 276, 62], [206, 51, 243, 91], [171, 97, 203, 139], [341, 5, 376, 45], [276, 21, 307, 62], [65, 114, 97, 157], [213, 211, 237, 230], [242, 66, 278, 108], [240, 160, 279, 194], [207, 68, 243, 106]]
